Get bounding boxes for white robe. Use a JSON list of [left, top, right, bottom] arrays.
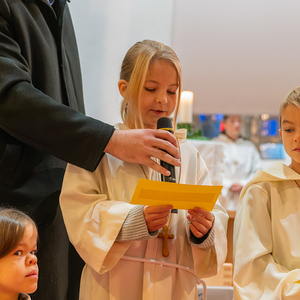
[[233, 162, 300, 300], [60, 126, 228, 300], [213, 133, 262, 210]]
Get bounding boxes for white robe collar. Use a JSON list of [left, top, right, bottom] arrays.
[[240, 162, 300, 199], [115, 123, 187, 141]]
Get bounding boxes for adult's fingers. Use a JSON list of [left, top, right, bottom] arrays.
[[104, 129, 181, 176], [142, 156, 180, 177], [152, 130, 180, 159]]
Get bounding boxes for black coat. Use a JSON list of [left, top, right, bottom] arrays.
[[0, 0, 114, 298], [0, 0, 114, 222]]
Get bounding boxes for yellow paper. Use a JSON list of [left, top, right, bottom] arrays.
[[130, 179, 222, 211]]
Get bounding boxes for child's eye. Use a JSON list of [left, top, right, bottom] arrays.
[[284, 128, 293, 132], [168, 91, 176, 95], [145, 88, 155, 92], [30, 249, 37, 255], [14, 250, 23, 256]]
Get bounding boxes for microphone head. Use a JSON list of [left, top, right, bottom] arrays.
[[157, 117, 173, 131]]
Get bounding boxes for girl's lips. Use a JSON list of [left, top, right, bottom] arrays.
[[26, 270, 38, 278], [293, 148, 300, 152], [152, 109, 164, 115]]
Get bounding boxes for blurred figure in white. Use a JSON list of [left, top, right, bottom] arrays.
[[213, 115, 262, 210]]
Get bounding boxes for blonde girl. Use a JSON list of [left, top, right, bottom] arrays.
[[60, 39, 228, 300]]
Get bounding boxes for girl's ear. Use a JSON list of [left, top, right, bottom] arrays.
[[279, 128, 282, 139], [118, 80, 128, 97]]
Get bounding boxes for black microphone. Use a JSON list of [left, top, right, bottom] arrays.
[[157, 117, 178, 213], [157, 117, 176, 183]]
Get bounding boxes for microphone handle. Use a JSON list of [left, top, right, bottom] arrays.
[[160, 161, 176, 183], [160, 161, 178, 213], [157, 117, 178, 213]]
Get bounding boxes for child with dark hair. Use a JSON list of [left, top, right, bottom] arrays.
[[0, 207, 38, 300]]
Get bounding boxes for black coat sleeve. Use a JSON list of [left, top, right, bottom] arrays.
[[0, 0, 114, 172]]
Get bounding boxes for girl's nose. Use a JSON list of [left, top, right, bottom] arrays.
[[156, 92, 167, 104], [26, 253, 38, 265]]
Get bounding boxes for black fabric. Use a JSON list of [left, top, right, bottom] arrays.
[[0, 0, 115, 299], [31, 207, 69, 299]]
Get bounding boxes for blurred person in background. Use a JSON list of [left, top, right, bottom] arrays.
[[213, 115, 262, 210]]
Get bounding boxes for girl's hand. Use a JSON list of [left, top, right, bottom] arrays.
[[230, 183, 243, 192], [187, 207, 214, 238], [144, 205, 173, 232]]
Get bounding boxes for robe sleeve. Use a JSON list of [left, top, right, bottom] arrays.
[[116, 205, 158, 241], [191, 154, 228, 278], [233, 183, 300, 299], [60, 163, 134, 274]]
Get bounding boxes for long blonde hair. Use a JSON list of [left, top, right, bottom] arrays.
[[280, 86, 300, 126], [120, 40, 181, 130]]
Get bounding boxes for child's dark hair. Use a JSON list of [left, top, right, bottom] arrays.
[[0, 207, 38, 258]]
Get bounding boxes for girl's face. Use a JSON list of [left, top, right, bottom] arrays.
[[0, 223, 38, 299], [140, 60, 178, 129], [279, 104, 300, 173]]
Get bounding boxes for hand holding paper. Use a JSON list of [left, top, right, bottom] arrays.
[[144, 205, 173, 232], [188, 207, 214, 238]]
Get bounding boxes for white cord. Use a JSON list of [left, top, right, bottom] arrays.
[[120, 255, 207, 299], [198, 279, 207, 300]]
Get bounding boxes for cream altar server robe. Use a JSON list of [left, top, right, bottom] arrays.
[[233, 162, 300, 300], [60, 124, 228, 300], [213, 133, 261, 210]]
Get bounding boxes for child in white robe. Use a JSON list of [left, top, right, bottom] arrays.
[[233, 86, 300, 299], [213, 115, 262, 210], [60, 39, 228, 300], [0, 207, 39, 300]]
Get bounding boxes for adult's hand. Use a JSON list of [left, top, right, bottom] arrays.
[[104, 129, 181, 176]]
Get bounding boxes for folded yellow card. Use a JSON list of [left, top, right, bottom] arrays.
[[130, 179, 222, 211]]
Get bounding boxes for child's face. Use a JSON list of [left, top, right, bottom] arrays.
[[0, 223, 38, 298], [224, 115, 242, 141], [140, 60, 178, 129], [279, 104, 300, 173]]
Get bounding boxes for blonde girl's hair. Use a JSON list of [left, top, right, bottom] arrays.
[[120, 39, 181, 130], [0, 207, 38, 258], [280, 86, 300, 126]]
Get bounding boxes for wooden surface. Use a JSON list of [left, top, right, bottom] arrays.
[[225, 210, 235, 264]]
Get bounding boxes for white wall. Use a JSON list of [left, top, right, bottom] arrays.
[[69, 0, 174, 124], [171, 0, 300, 116], [70, 1, 300, 120]]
